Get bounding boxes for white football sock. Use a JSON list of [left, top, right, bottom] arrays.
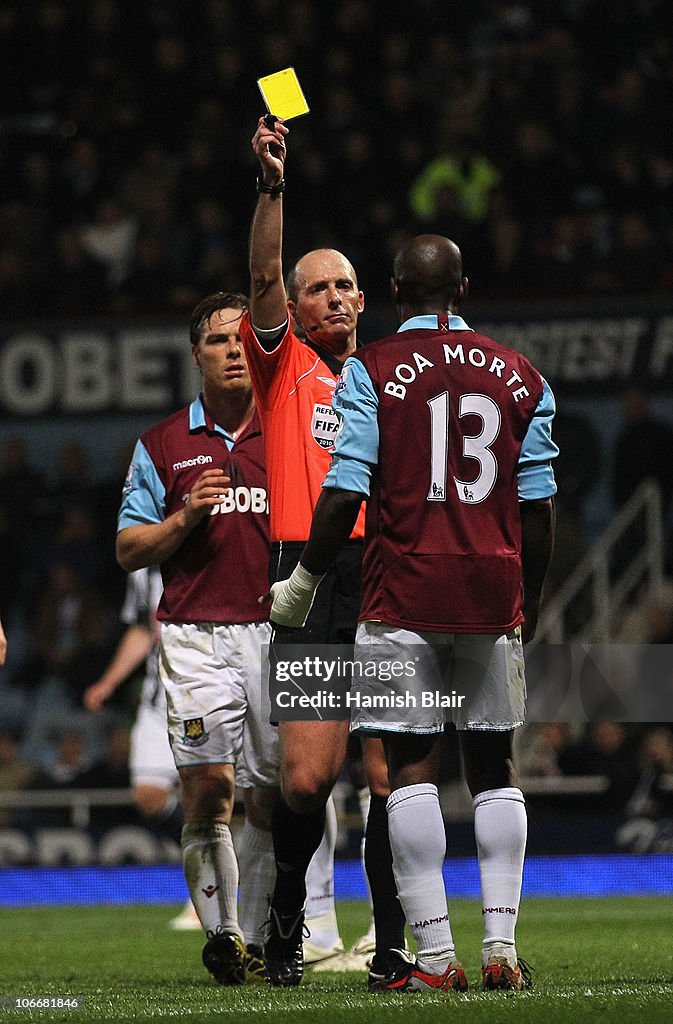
[[305, 793, 341, 949], [473, 787, 526, 963], [237, 820, 276, 948], [181, 822, 242, 939], [387, 783, 455, 970], [357, 786, 376, 940]]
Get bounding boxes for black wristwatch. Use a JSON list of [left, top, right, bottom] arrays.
[[256, 176, 285, 195]]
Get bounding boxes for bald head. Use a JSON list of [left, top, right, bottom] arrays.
[[285, 247, 364, 358], [287, 248, 359, 303], [392, 234, 467, 316]]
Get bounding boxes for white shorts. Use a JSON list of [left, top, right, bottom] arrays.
[[351, 621, 526, 735], [129, 696, 179, 790], [160, 621, 279, 787]]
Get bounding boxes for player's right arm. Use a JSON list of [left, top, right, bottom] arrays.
[[116, 439, 230, 572], [267, 487, 363, 628], [83, 624, 153, 711], [518, 377, 558, 642], [520, 497, 556, 643]]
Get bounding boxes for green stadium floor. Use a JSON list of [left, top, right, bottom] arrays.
[[1, 898, 672, 1022]]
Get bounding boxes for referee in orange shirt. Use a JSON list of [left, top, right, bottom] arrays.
[[240, 115, 404, 987]]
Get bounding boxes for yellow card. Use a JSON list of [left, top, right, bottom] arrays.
[[257, 67, 309, 121]]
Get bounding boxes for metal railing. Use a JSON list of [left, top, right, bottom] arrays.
[[0, 788, 134, 828], [0, 775, 616, 831], [535, 479, 665, 642]]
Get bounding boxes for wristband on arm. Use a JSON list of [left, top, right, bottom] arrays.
[[269, 563, 324, 629], [256, 176, 285, 195]]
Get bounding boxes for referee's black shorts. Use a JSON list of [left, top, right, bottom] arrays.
[[269, 539, 362, 646]]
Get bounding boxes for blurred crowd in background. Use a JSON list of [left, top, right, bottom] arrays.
[[2, 0, 673, 855], [1, 0, 673, 317]]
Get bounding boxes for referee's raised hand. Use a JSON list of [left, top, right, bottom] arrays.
[[252, 115, 288, 186]]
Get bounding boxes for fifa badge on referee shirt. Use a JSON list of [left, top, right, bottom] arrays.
[[311, 403, 340, 449]]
